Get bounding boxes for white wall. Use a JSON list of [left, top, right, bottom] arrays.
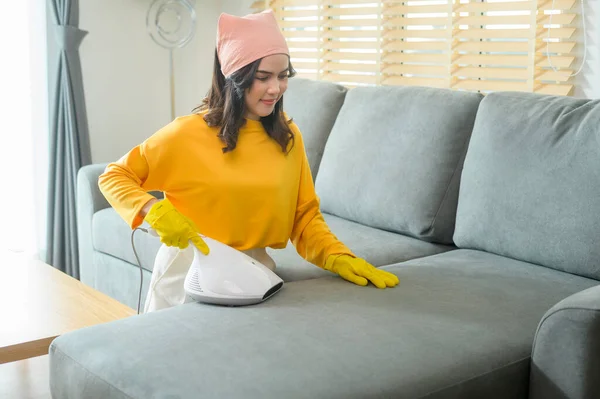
[[221, 0, 253, 15], [76, 0, 221, 163]]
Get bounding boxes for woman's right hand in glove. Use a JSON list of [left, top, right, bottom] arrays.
[[142, 198, 209, 254]]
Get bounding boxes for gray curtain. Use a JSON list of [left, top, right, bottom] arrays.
[[46, 0, 92, 278]]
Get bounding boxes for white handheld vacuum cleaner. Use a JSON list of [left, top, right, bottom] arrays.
[[131, 228, 284, 313], [183, 235, 284, 306]]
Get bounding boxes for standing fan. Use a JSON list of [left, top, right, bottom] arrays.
[[146, 0, 197, 120]]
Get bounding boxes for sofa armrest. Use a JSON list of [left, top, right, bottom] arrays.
[[529, 284, 600, 399], [77, 163, 109, 287], [78, 164, 110, 214]]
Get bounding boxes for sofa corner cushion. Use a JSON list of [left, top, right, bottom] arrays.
[[315, 85, 482, 244], [453, 91, 600, 280], [285, 78, 348, 178]]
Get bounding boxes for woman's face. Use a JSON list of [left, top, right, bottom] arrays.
[[244, 54, 290, 121]]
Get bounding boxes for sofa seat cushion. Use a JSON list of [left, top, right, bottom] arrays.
[[268, 212, 455, 282], [49, 250, 597, 399], [92, 208, 162, 272]]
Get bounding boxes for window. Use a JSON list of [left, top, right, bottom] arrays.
[[0, 1, 48, 255], [252, 0, 584, 95]]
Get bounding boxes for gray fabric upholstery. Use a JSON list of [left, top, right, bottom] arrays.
[[315, 85, 482, 244], [92, 208, 162, 273], [92, 251, 151, 311], [454, 91, 600, 281], [77, 163, 110, 288], [284, 78, 348, 178], [529, 284, 600, 399], [268, 212, 454, 282], [49, 249, 597, 399]]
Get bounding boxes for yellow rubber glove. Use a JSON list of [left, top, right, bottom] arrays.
[[144, 199, 210, 254], [324, 254, 399, 289]]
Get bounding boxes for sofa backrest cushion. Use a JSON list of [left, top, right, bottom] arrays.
[[315, 85, 483, 244], [285, 78, 348, 179], [454, 91, 600, 280]]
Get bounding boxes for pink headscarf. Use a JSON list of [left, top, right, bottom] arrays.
[[216, 10, 290, 77]]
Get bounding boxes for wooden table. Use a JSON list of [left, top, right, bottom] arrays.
[[0, 249, 135, 364]]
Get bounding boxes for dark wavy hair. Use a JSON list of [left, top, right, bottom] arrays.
[[193, 49, 297, 154]]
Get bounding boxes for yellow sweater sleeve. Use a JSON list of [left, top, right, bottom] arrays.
[[289, 126, 355, 268], [98, 147, 157, 229], [98, 122, 180, 229]]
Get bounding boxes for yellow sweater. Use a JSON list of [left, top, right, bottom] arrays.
[[98, 113, 354, 268]]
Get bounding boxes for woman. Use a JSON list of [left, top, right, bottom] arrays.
[[98, 10, 399, 312]]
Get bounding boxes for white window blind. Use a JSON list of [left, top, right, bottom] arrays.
[[252, 0, 582, 95]]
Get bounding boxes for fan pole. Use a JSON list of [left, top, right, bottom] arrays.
[[146, 0, 196, 122], [169, 48, 175, 121]]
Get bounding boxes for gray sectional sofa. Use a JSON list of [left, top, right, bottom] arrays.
[[50, 78, 600, 398]]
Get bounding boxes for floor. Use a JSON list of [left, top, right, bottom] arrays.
[[0, 355, 50, 399]]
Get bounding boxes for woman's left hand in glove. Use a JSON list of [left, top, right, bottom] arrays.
[[324, 254, 399, 289]]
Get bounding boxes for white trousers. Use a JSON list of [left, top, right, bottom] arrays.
[[143, 244, 277, 313]]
